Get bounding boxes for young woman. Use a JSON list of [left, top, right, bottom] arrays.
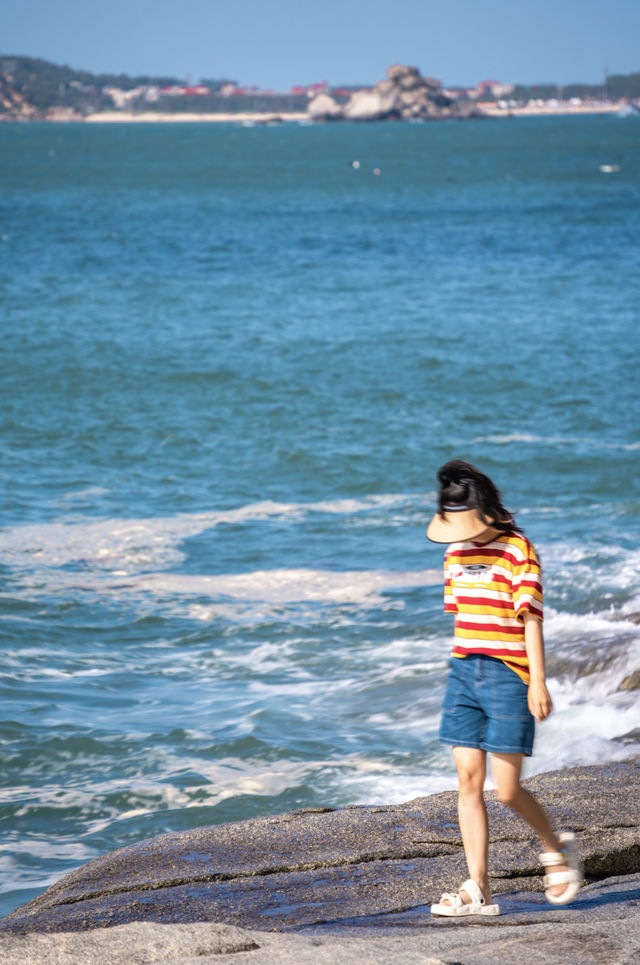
[[427, 459, 582, 917]]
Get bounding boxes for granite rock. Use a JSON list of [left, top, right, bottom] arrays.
[[0, 922, 258, 964], [2, 875, 640, 964], [2, 758, 639, 940]]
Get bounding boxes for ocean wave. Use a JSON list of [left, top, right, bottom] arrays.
[[545, 608, 639, 638], [469, 432, 639, 451]]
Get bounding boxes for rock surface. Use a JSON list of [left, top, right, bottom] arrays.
[[308, 64, 483, 122], [3, 875, 640, 964], [2, 758, 640, 947]]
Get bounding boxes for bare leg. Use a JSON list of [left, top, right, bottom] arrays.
[[447, 746, 492, 904], [491, 753, 570, 898]]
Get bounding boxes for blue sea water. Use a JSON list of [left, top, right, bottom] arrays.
[[1, 116, 639, 917]]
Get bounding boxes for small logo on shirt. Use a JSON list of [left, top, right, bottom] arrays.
[[453, 564, 493, 584]]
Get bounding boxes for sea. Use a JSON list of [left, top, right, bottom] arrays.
[[1, 115, 639, 918]]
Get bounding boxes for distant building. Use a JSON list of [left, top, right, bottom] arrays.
[[474, 80, 515, 99], [159, 86, 186, 97], [183, 85, 211, 96]]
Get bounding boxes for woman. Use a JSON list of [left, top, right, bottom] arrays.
[[427, 460, 582, 916]]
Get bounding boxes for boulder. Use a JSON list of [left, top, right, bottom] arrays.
[[386, 64, 422, 85], [307, 94, 343, 121], [422, 76, 443, 91], [342, 87, 400, 121]]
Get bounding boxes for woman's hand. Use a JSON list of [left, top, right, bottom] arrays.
[[528, 678, 553, 721]]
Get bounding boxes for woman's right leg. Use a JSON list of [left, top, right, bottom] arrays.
[[452, 745, 492, 903]]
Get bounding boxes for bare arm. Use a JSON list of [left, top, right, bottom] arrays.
[[523, 613, 553, 722]]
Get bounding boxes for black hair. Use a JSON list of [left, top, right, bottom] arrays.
[[436, 459, 522, 533]]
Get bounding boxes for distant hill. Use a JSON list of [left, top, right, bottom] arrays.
[[0, 55, 189, 115], [0, 54, 309, 117], [1, 54, 639, 119]]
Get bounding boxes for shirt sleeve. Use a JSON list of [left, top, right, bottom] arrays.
[[443, 550, 458, 614], [512, 541, 543, 621]]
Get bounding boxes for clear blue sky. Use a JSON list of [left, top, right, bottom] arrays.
[[1, 0, 638, 89]]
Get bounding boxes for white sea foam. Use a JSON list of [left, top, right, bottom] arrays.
[[524, 699, 640, 780], [3, 558, 442, 619], [340, 769, 458, 804], [138, 567, 441, 605], [0, 493, 427, 571]]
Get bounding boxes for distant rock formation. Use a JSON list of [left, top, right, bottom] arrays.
[[308, 64, 483, 122]]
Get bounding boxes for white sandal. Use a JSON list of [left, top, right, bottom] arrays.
[[431, 878, 501, 917], [539, 831, 583, 905]]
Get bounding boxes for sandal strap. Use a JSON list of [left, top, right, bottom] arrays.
[[544, 869, 582, 887], [460, 878, 485, 905], [438, 891, 464, 908], [539, 850, 566, 867], [437, 880, 486, 908]]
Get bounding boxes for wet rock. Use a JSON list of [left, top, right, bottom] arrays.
[[618, 669, 640, 691]]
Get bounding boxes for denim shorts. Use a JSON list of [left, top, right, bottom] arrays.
[[439, 654, 535, 756]]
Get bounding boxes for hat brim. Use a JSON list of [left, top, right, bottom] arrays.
[[426, 508, 489, 543]]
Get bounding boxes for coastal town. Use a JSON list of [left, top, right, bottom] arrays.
[[1, 54, 639, 122]]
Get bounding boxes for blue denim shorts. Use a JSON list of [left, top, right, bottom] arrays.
[[439, 654, 535, 756]]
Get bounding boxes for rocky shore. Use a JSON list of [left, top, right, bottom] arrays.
[[2, 758, 640, 962]]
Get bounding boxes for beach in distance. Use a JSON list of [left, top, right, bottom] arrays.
[[59, 101, 626, 123], [0, 113, 639, 919]]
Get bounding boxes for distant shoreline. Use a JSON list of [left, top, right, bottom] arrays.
[[86, 102, 622, 122], [85, 111, 308, 124], [5, 101, 629, 124], [480, 101, 624, 117]]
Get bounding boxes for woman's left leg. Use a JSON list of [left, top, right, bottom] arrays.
[[490, 752, 570, 898]]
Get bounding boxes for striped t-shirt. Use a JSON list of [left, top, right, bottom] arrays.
[[443, 531, 543, 684]]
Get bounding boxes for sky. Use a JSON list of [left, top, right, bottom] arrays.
[[1, 0, 639, 90]]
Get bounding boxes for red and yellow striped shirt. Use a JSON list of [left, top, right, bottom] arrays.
[[443, 531, 543, 684]]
